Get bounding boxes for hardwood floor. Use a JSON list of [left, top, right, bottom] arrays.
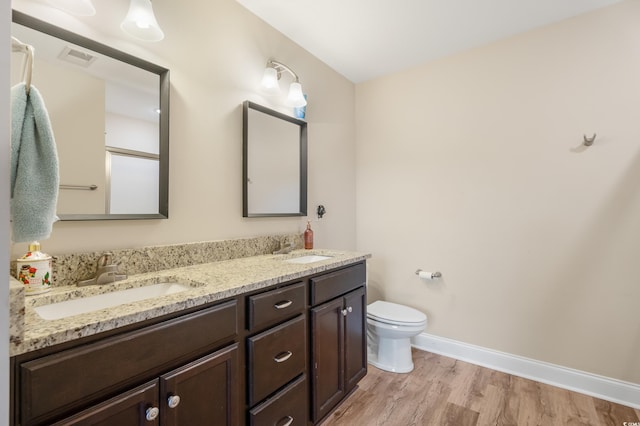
[[321, 349, 640, 426]]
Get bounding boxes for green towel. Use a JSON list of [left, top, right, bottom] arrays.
[[11, 83, 59, 243]]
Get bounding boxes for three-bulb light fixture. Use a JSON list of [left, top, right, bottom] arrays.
[[261, 60, 308, 108], [47, 0, 165, 42]]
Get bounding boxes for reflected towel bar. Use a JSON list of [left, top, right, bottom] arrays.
[[59, 184, 98, 190]]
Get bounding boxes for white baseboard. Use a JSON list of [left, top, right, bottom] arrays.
[[412, 333, 640, 410]]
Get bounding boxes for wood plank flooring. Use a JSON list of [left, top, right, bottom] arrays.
[[321, 349, 640, 426]]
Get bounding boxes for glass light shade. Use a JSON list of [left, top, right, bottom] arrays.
[[287, 82, 307, 107], [261, 66, 279, 90], [121, 0, 165, 42], [47, 0, 96, 16]]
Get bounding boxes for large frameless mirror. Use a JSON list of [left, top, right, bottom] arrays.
[[11, 11, 170, 220], [243, 101, 307, 217]]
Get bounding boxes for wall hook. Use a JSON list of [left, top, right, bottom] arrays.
[[583, 133, 597, 146]]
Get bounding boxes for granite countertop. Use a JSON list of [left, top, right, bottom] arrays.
[[10, 249, 370, 356]]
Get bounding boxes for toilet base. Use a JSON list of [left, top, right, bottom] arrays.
[[367, 336, 414, 374]]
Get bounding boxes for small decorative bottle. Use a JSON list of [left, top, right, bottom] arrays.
[[16, 241, 52, 295], [304, 221, 314, 249]]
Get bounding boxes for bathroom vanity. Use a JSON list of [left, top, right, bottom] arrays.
[[9, 249, 369, 426]]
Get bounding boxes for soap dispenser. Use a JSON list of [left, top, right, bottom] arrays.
[[16, 241, 52, 295], [304, 221, 314, 249]]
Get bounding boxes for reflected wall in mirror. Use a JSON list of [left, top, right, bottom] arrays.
[[243, 101, 307, 217], [11, 11, 170, 220]]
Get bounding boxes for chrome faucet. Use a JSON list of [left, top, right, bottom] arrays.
[[78, 252, 127, 286], [273, 242, 295, 255]]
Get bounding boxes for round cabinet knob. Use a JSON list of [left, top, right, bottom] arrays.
[[347, 306, 353, 313], [342, 309, 348, 316], [145, 407, 160, 421], [167, 395, 181, 409]]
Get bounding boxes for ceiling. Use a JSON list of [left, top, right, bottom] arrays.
[[13, 0, 625, 83], [235, 0, 624, 83]]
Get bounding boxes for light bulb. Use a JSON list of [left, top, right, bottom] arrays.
[[121, 0, 165, 42], [287, 82, 307, 107], [261, 66, 279, 90]]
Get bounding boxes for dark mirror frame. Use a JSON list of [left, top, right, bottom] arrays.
[[12, 10, 170, 221], [243, 101, 307, 217]]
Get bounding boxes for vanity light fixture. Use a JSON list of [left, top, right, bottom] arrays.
[[261, 60, 307, 107], [47, 0, 96, 16], [121, 0, 165, 42]]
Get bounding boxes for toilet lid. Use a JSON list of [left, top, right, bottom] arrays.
[[367, 301, 426, 325]]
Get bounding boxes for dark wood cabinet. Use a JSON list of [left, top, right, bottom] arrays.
[[310, 297, 345, 422], [248, 374, 308, 426], [344, 287, 367, 392], [247, 281, 305, 332], [247, 315, 306, 405], [310, 284, 367, 423], [160, 344, 239, 426], [52, 344, 239, 426], [15, 301, 239, 426], [12, 261, 368, 426], [245, 282, 309, 424]]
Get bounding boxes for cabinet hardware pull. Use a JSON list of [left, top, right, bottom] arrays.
[[145, 406, 160, 421], [342, 309, 348, 316], [347, 306, 353, 313], [278, 415, 294, 426], [167, 394, 181, 409], [274, 351, 293, 363], [274, 300, 293, 309]]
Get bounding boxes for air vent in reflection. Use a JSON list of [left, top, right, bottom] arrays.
[[58, 46, 97, 67]]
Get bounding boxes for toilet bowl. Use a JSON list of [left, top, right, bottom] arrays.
[[367, 300, 427, 373]]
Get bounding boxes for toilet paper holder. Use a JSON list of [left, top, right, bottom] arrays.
[[415, 269, 442, 279]]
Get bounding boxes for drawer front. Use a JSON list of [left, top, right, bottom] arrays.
[[249, 374, 307, 426], [20, 300, 237, 425], [310, 262, 366, 306], [248, 281, 305, 331], [247, 315, 306, 405]]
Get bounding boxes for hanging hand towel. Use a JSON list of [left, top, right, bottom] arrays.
[[11, 82, 59, 243]]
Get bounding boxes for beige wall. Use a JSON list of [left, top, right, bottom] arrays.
[[10, 0, 356, 256], [356, 0, 640, 384]]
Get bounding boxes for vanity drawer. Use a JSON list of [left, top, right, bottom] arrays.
[[310, 262, 366, 306], [247, 281, 305, 331], [19, 300, 237, 425], [247, 315, 306, 405], [249, 374, 307, 426]]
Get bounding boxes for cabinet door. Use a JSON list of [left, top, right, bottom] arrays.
[[344, 287, 367, 394], [51, 380, 159, 426], [160, 343, 239, 426], [310, 297, 345, 423]]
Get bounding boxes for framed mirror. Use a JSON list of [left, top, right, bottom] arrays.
[[243, 101, 307, 217], [11, 11, 170, 220]]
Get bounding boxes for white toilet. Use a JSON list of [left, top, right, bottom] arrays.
[[367, 300, 427, 373]]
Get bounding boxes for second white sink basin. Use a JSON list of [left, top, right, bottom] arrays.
[[34, 283, 190, 320], [284, 255, 333, 264]]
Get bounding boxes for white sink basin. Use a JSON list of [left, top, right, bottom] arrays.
[[34, 283, 191, 320], [284, 255, 333, 264]]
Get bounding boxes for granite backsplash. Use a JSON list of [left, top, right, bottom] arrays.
[[10, 233, 302, 288]]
